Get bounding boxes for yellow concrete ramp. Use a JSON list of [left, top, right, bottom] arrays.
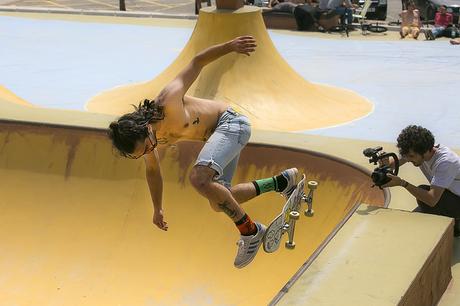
[[0, 85, 35, 107], [278, 205, 453, 306], [86, 6, 372, 131], [0, 116, 385, 305]]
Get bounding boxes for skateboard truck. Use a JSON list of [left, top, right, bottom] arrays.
[[285, 181, 317, 249], [303, 181, 318, 217], [263, 175, 319, 253], [285, 211, 300, 249]]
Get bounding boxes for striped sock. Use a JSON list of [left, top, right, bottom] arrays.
[[235, 214, 257, 236], [252, 174, 288, 195]]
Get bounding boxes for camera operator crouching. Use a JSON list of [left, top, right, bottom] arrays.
[[381, 125, 460, 237]]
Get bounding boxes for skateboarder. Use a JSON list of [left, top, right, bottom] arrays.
[[108, 35, 299, 268]]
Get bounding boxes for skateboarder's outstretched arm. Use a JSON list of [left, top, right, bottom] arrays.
[[156, 36, 257, 120], [144, 148, 168, 231], [176, 35, 256, 93]]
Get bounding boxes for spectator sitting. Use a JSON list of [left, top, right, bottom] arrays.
[[326, 0, 355, 28], [425, 5, 453, 40], [269, 0, 298, 11], [268, 0, 320, 31], [266, 0, 340, 32], [400, 1, 421, 39]]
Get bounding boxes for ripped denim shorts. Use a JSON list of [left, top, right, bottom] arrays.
[[194, 108, 251, 188]]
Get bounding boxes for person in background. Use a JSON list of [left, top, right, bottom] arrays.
[[400, 1, 421, 39], [424, 5, 453, 40], [327, 0, 355, 28]]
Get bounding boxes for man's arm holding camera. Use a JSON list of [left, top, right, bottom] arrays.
[[383, 174, 445, 207], [366, 146, 443, 206]]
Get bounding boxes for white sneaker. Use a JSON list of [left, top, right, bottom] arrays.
[[280, 168, 299, 198], [234, 222, 267, 269]]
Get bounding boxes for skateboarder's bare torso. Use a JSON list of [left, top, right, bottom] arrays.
[[152, 94, 229, 146]]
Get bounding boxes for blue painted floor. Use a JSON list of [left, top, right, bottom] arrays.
[[1, 15, 459, 148]]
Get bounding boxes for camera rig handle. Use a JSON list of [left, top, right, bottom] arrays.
[[378, 152, 399, 176], [363, 146, 400, 176], [363, 147, 401, 189]]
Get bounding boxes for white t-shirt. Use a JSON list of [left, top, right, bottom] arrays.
[[420, 145, 460, 196]]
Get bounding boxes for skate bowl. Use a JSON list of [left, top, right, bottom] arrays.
[[0, 101, 387, 305]]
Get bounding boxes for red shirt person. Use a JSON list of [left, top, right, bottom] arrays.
[[426, 5, 454, 39], [435, 6, 453, 27]]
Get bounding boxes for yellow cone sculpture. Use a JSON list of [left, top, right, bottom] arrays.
[[86, 6, 372, 131]]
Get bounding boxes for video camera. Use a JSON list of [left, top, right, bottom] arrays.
[[363, 146, 399, 189]]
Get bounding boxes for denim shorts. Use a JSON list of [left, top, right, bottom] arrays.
[[195, 108, 251, 188]]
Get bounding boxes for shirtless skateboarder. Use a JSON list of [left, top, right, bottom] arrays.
[[108, 35, 298, 268]]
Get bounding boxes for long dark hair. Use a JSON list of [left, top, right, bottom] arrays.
[[108, 99, 164, 156]]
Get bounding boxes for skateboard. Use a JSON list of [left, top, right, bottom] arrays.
[[263, 174, 318, 253]]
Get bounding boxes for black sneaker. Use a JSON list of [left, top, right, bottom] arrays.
[[424, 30, 429, 40]]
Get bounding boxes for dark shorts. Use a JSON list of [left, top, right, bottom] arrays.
[[414, 185, 460, 219]]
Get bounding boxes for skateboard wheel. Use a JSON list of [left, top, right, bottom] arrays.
[[308, 181, 318, 190], [289, 211, 300, 220], [304, 209, 314, 217], [285, 241, 296, 249], [263, 227, 282, 253]]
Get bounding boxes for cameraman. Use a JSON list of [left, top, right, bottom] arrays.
[[382, 125, 460, 237]]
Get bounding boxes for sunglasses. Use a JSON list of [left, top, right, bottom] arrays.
[[126, 126, 157, 159]]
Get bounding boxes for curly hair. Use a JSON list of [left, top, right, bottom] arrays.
[[108, 99, 164, 156], [397, 125, 435, 156]]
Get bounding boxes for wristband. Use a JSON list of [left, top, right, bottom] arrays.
[[401, 180, 409, 188]]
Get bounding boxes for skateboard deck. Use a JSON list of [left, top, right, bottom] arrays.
[[263, 174, 306, 253]]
